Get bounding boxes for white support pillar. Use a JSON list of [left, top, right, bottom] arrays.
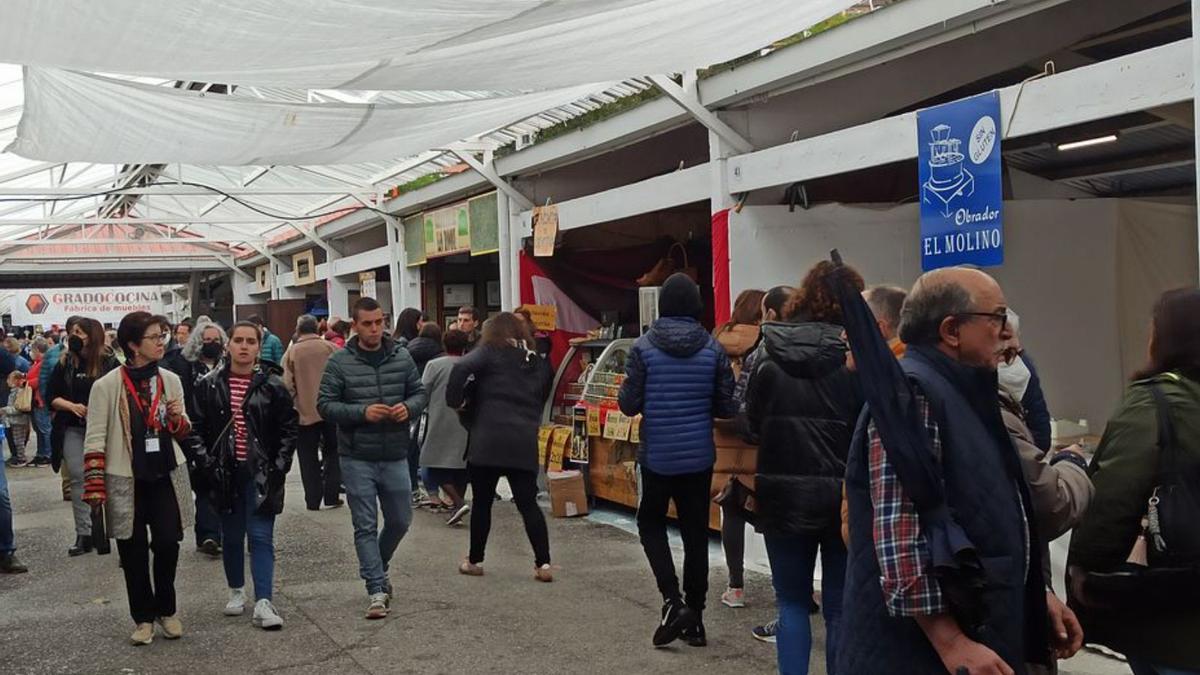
[[1194, 0, 1200, 274], [509, 197, 525, 308], [232, 271, 256, 315], [497, 191, 514, 311], [383, 214, 413, 313], [709, 130, 737, 319], [327, 276, 352, 321], [187, 271, 201, 318]]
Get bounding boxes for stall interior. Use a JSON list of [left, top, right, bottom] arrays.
[[532, 201, 746, 529]]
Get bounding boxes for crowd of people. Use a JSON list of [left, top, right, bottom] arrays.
[[0, 266, 1197, 675]]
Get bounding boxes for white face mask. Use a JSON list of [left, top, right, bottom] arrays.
[[998, 356, 1032, 403]]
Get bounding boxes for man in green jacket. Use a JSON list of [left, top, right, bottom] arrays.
[[317, 297, 427, 621]]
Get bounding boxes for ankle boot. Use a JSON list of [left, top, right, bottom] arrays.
[[68, 535, 93, 557]]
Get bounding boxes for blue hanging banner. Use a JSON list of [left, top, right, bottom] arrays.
[[917, 91, 1003, 271]]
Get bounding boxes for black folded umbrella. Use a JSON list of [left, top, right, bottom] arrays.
[[827, 250, 985, 631], [91, 504, 111, 555]]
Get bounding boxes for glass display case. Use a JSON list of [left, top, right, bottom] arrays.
[[543, 338, 634, 426]]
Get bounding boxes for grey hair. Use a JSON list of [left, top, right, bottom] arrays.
[[296, 314, 320, 336], [864, 285, 907, 332], [31, 336, 50, 354], [182, 318, 228, 362], [898, 275, 974, 346]]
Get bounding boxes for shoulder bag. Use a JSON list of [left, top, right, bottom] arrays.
[[1078, 381, 1200, 610]]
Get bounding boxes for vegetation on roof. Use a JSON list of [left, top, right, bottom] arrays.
[[494, 3, 888, 157], [386, 171, 448, 199]]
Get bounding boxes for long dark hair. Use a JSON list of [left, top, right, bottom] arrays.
[[67, 317, 108, 379], [1134, 287, 1200, 381], [480, 312, 533, 350], [393, 307, 422, 342]]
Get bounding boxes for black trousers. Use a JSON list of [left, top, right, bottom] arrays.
[[637, 466, 713, 612], [467, 464, 550, 567], [297, 421, 341, 509], [115, 476, 182, 624]]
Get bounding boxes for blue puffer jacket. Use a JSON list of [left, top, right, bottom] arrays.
[[619, 317, 736, 475]]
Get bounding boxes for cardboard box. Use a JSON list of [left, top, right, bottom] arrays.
[[547, 470, 590, 518]]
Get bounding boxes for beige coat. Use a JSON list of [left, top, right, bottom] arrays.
[[83, 367, 194, 541], [283, 334, 337, 426]]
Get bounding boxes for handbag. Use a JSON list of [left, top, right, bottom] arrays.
[[637, 241, 698, 287], [13, 384, 33, 413], [1078, 381, 1200, 610], [713, 476, 757, 526]]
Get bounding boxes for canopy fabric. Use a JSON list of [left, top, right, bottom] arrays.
[[0, 0, 856, 90], [7, 68, 607, 165]]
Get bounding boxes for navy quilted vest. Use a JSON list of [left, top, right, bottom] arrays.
[[637, 331, 720, 475], [837, 350, 1040, 674]]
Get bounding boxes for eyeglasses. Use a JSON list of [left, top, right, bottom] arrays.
[[141, 333, 169, 345], [955, 310, 1008, 332], [1000, 346, 1024, 366]]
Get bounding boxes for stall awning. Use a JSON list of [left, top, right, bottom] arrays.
[[0, 0, 858, 90], [8, 68, 607, 165]]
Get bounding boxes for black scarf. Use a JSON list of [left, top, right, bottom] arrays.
[[125, 362, 177, 480]]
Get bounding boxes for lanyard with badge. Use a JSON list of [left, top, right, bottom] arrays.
[[120, 367, 166, 454]]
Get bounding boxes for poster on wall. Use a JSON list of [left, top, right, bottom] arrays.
[[424, 202, 471, 258], [917, 91, 1003, 271], [359, 271, 377, 300], [11, 286, 167, 326]]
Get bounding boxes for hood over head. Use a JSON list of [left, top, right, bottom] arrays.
[[760, 321, 848, 379]]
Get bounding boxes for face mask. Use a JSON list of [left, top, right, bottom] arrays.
[[998, 356, 1032, 403], [68, 335, 84, 355], [200, 342, 224, 360]]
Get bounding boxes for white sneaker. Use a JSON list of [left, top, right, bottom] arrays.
[[224, 587, 247, 616], [252, 598, 283, 630], [721, 586, 746, 608]]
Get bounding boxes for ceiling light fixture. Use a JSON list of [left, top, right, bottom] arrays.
[[1057, 134, 1118, 152]]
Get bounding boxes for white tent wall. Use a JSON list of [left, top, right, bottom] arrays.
[[729, 199, 1199, 430]]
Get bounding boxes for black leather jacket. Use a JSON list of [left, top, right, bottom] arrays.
[[188, 362, 298, 516]]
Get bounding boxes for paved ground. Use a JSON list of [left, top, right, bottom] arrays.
[[1, 465, 1128, 674]]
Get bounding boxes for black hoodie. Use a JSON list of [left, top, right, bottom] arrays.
[[746, 321, 863, 536]]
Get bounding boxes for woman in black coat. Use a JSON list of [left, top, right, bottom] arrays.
[[746, 261, 864, 675], [188, 321, 297, 631], [446, 312, 554, 581]]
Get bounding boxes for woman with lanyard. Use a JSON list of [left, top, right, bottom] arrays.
[[48, 316, 120, 556], [82, 311, 195, 646], [189, 321, 297, 631]]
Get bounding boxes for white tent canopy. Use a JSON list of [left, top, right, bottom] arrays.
[[8, 68, 608, 165], [0, 0, 855, 90]]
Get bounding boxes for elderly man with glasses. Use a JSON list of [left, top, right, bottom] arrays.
[[838, 268, 1084, 675]]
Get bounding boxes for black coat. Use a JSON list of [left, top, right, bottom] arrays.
[[48, 353, 120, 471], [405, 336, 444, 375], [446, 343, 552, 472], [188, 363, 298, 516], [747, 321, 863, 536]]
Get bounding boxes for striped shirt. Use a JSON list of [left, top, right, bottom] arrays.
[[228, 374, 251, 462]]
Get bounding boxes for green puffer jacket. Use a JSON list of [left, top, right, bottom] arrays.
[[317, 335, 428, 462], [1068, 370, 1200, 671]]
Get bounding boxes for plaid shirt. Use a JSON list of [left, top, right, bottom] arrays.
[[868, 390, 1031, 618], [867, 392, 948, 617]]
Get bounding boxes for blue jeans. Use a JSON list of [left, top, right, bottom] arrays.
[[0, 459, 13, 554], [1128, 658, 1200, 675], [32, 408, 51, 460], [340, 456, 413, 595], [220, 471, 276, 600], [765, 530, 847, 675]]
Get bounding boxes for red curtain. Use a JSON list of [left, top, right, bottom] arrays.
[[711, 208, 731, 327]]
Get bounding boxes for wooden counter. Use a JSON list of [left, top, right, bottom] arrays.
[[586, 419, 757, 531]]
